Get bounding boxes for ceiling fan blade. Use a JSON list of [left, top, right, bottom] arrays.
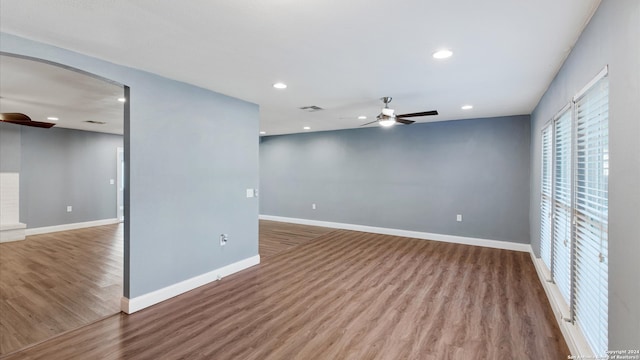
[[360, 120, 380, 126], [1, 112, 56, 128], [0, 112, 32, 122], [395, 110, 438, 118], [1, 119, 56, 128], [395, 118, 415, 125]]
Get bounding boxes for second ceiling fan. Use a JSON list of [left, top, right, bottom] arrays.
[[0, 113, 56, 128], [361, 97, 438, 127]]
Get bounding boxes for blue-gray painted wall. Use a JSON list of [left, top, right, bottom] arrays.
[[3, 124, 123, 228], [0, 33, 260, 298], [0, 122, 21, 172], [260, 115, 531, 244], [529, 0, 639, 349]]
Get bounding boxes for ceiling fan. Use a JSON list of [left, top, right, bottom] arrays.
[[0, 113, 56, 128], [360, 97, 438, 127]]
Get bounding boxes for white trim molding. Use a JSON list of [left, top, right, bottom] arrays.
[[529, 251, 594, 357], [121, 255, 260, 314], [25, 218, 120, 236], [0, 172, 25, 242], [574, 65, 608, 101], [259, 215, 531, 252], [0, 222, 26, 242]]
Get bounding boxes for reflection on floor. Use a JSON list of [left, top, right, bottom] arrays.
[[259, 220, 335, 259]]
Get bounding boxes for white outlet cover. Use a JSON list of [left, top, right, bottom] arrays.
[[456, 214, 462, 222], [110, 179, 115, 185], [246, 189, 254, 198], [67, 206, 73, 212]]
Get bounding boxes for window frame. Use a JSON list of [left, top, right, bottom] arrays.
[[538, 65, 609, 357]]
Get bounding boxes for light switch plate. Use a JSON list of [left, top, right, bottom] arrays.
[[67, 206, 73, 212], [110, 179, 115, 185], [246, 189, 254, 198], [456, 214, 462, 222]]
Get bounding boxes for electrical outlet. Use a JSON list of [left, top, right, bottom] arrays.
[[456, 214, 463, 222], [67, 206, 73, 212], [312, 203, 316, 210], [220, 233, 228, 246]]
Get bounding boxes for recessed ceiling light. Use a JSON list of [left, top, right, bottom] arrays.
[[259, 131, 266, 135], [47, 117, 59, 121], [118, 97, 126, 102], [358, 115, 367, 120], [432, 49, 453, 59], [461, 105, 473, 110], [273, 82, 287, 89], [303, 126, 311, 130]]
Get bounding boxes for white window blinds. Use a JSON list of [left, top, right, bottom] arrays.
[[540, 125, 553, 270], [573, 74, 609, 356], [553, 109, 573, 305], [538, 66, 609, 357]]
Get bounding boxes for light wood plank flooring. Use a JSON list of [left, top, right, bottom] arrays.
[[2, 222, 569, 359], [0, 224, 123, 355]]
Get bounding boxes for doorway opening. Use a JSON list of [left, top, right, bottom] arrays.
[[0, 52, 128, 355]]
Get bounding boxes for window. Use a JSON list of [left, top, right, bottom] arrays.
[[540, 125, 553, 270], [539, 67, 609, 356], [553, 108, 573, 305], [573, 74, 609, 356]]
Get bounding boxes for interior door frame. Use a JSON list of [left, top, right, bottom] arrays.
[[116, 146, 124, 222]]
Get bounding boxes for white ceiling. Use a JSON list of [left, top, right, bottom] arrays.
[[0, 0, 601, 136], [0, 55, 125, 134]]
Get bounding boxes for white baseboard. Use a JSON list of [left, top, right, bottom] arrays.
[[0, 222, 26, 242], [121, 255, 260, 314], [25, 218, 119, 236], [528, 251, 594, 357], [259, 215, 531, 252]]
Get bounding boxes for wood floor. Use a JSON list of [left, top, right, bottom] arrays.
[[0, 224, 123, 355], [0, 220, 316, 355], [259, 220, 336, 259], [2, 220, 569, 359]]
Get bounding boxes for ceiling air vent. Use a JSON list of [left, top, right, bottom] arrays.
[[84, 120, 106, 124], [299, 105, 323, 112]]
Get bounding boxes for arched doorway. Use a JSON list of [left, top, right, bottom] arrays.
[[0, 53, 128, 355]]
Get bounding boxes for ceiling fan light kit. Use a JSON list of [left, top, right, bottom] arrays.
[[360, 97, 438, 128], [378, 115, 396, 127]]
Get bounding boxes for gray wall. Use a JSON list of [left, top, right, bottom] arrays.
[[0, 33, 260, 298], [529, 0, 639, 349], [16, 125, 122, 228], [0, 122, 21, 172], [261, 115, 531, 244]]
